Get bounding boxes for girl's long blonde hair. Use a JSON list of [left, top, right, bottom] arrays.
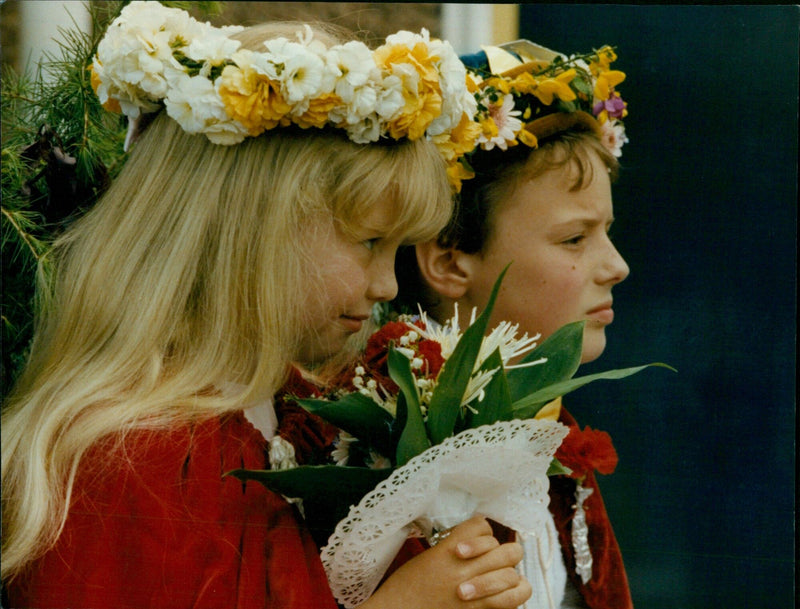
[[1, 23, 452, 580]]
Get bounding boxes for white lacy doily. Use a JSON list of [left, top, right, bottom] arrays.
[[320, 418, 568, 608]]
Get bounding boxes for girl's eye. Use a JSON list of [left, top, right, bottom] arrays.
[[362, 238, 380, 251]]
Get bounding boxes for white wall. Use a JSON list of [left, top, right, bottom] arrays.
[[441, 3, 519, 55], [17, 0, 90, 74]]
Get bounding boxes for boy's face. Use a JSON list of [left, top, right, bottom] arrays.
[[459, 151, 629, 363]]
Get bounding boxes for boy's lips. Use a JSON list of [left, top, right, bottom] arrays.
[[586, 301, 614, 325]]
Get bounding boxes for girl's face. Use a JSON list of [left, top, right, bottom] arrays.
[[296, 198, 405, 364], [459, 150, 630, 363]]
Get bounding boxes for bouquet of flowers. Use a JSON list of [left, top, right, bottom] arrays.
[[229, 269, 669, 606]]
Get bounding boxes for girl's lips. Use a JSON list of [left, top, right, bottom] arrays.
[[339, 315, 367, 333]]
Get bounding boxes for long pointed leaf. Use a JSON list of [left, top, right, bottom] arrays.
[[388, 348, 430, 465], [506, 321, 584, 402], [426, 265, 509, 444], [226, 465, 392, 546], [512, 363, 676, 418], [296, 393, 394, 458]]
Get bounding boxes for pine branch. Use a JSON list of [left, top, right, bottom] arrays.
[[1, 1, 227, 396]]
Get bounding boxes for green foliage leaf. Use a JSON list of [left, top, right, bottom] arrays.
[[572, 77, 593, 97], [426, 265, 509, 444], [466, 348, 513, 428], [388, 348, 430, 465], [547, 458, 572, 477], [512, 363, 677, 419], [506, 320, 584, 402], [296, 394, 394, 458], [226, 465, 392, 546]]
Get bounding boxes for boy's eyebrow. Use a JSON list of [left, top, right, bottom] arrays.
[[549, 216, 615, 230]]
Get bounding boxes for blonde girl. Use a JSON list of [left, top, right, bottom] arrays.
[[2, 9, 530, 609]]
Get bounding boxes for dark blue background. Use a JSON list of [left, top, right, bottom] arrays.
[[519, 5, 797, 607]]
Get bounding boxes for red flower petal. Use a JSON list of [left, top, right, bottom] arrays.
[[417, 340, 444, 377], [555, 425, 618, 478]]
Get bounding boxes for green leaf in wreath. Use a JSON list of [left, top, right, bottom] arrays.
[[426, 264, 509, 445], [506, 320, 584, 403], [388, 348, 430, 465], [512, 362, 677, 419], [296, 393, 394, 459]]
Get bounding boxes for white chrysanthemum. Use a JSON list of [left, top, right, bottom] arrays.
[[462, 368, 500, 409], [92, 57, 159, 118], [327, 41, 378, 103], [164, 75, 225, 127], [384, 28, 430, 48], [414, 303, 543, 373], [263, 37, 328, 105], [478, 93, 523, 151], [166, 74, 248, 145], [331, 431, 357, 466], [345, 114, 383, 143], [427, 38, 477, 136], [94, 2, 198, 116], [268, 436, 298, 470], [185, 28, 243, 77], [481, 322, 543, 369], [600, 119, 628, 158], [374, 74, 405, 120], [231, 48, 278, 84], [202, 121, 250, 146], [330, 86, 377, 125]]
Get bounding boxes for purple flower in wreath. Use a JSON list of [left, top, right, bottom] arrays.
[[593, 92, 627, 120]]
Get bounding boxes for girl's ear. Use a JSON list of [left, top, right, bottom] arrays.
[[415, 241, 473, 300]]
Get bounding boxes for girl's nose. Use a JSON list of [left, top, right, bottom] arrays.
[[366, 257, 399, 302]]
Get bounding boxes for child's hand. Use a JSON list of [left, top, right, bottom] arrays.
[[358, 515, 531, 609]]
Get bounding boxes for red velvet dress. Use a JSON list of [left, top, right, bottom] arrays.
[[6, 412, 339, 609], [550, 407, 633, 609]]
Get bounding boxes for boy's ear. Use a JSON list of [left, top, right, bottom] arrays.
[[415, 241, 473, 300]]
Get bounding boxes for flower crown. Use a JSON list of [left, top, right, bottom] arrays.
[[449, 40, 629, 189], [90, 1, 478, 189]]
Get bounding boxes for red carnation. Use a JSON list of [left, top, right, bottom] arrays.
[[364, 321, 413, 366], [555, 425, 618, 480], [417, 339, 445, 377]]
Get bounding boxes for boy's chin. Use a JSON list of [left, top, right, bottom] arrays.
[[580, 329, 608, 364]]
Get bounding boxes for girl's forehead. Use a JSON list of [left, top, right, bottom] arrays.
[[350, 197, 403, 231]]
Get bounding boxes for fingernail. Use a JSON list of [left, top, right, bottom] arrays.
[[456, 542, 471, 556], [458, 582, 476, 600]]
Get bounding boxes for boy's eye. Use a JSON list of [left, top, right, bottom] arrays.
[[562, 234, 585, 245]]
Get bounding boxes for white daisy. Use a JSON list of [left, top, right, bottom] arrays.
[[478, 93, 523, 151], [600, 119, 629, 158]]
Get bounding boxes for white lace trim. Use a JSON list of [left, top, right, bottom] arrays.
[[320, 418, 568, 608]]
